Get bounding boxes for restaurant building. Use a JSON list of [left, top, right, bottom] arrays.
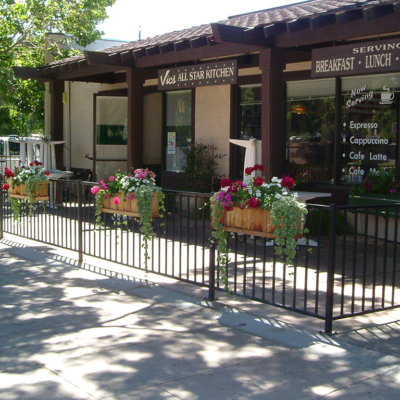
[[14, 0, 400, 198]]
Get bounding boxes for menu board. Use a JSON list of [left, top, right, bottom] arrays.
[[341, 84, 397, 184]]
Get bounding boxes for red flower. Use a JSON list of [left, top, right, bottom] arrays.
[[220, 178, 232, 188], [254, 177, 264, 186], [258, 165, 265, 172], [281, 176, 295, 190], [245, 167, 254, 176], [4, 167, 14, 178], [248, 197, 261, 208], [44, 171, 50, 176], [2, 183, 10, 190]]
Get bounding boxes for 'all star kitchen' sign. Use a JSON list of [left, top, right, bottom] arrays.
[[158, 60, 237, 90]]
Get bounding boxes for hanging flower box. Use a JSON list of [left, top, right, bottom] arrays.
[[8, 182, 49, 201], [101, 193, 160, 218], [218, 206, 303, 239]]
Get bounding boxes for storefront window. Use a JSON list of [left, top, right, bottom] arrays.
[[239, 85, 261, 140], [341, 74, 399, 185], [286, 79, 336, 183], [165, 90, 192, 172]]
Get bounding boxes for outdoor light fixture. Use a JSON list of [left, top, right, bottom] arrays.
[[291, 104, 307, 114]]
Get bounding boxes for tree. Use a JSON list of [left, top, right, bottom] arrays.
[[0, 0, 116, 136]]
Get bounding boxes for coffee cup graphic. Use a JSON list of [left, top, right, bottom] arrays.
[[380, 86, 394, 104]]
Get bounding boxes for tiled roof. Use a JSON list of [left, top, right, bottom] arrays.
[[46, 0, 397, 67]]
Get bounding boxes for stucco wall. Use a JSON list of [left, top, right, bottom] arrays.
[[143, 92, 162, 164], [195, 85, 231, 177]]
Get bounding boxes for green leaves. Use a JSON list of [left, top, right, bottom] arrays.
[[0, 0, 116, 135]]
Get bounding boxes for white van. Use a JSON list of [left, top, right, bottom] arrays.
[[0, 136, 20, 172]]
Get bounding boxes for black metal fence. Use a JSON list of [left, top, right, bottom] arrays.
[[1, 179, 399, 334]]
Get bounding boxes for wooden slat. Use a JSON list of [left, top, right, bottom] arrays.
[[363, 4, 394, 21], [59, 63, 70, 72], [190, 37, 208, 48], [310, 14, 336, 30], [207, 35, 217, 46], [120, 50, 133, 62], [145, 46, 160, 56], [160, 43, 175, 54], [211, 23, 246, 44], [78, 59, 88, 69], [287, 18, 311, 33], [68, 62, 79, 70], [84, 50, 110, 65], [263, 22, 287, 38], [109, 53, 122, 64], [132, 48, 146, 59], [174, 40, 191, 51], [336, 8, 363, 24]]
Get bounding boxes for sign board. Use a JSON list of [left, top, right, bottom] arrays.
[[167, 132, 176, 154], [158, 60, 237, 90], [311, 38, 400, 78]]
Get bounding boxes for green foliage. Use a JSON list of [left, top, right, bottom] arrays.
[[181, 143, 225, 193], [0, 0, 116, 135], [270, 196, 308, 261]]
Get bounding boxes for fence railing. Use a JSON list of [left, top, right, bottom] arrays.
[[1, 179, 399, 334]]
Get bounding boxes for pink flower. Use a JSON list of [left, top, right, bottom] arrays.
[[99, 180, 104, 185], [102, 184, 108, 190], [248, 197, 260, 208], [109, 176, 116, 182], [134, 169, 142, 174], [114, 197, 120, 205], [105, 194, 110, 199], [138, 172, 147, 179], [91, 186, 100, 195], [126, 193, 135, 200]]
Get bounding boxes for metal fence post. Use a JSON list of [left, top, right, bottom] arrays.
[[77, 180, 83, 263], [209, 241, 216, 301], [325, 203, 337, 335], [0, 183, 3, 240]]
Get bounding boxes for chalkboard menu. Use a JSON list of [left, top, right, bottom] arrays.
[[341, 83, 397, 184]]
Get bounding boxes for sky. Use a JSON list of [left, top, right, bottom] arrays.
[[98, 0, 306, 42]]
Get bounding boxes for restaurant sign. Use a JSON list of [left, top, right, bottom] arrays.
[[158, 60, 237, 90], [311, 38, 400, 78]]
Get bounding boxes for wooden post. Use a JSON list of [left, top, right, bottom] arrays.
[[49, 80, 64, 170], [259, 48, 286, 181], [127, 67, 145, 170]]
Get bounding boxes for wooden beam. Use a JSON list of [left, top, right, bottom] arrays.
[[244, 27, 264, 41], [145, 46, 160, 56], [13, 66, 41, 80], [59, 63, 70, 73], [174, 40, 191, 51], [135, 42, 264, 68], [274, 12, 400, 48], [84, 50, 110, 66], [132, 48, 146, 59], [363, 4, 394, 21], [54, 64, 124, 81], [68, 62, 79, 71], [211, 23, 247, 44], [286, 18, 311, 34], [50, 65, 61, 74], [310, 14, 336, 30], [160, 43, 175, 54], [190, 36, 208, 49], [207, 36, 217, 46], [264, 22, 287, 38], [335, 8, 363, 24]]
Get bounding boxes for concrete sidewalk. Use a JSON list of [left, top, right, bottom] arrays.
[[1, 237, 400, 399]]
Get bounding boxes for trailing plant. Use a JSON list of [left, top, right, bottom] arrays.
[[91, 168, 165, 271], [181, 142, 225, 192], [211, 165, 308, 292], [3, 162, 50, 224]]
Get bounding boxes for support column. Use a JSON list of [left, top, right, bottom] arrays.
[[49, 79, 64, 170], [127, 67, 145, 170], [260, 48, 286, 180]]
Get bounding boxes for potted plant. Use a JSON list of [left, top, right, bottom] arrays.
[[3, 162, 50, 224], [211, 164, 308, 291], [91, 168, 165, 269]]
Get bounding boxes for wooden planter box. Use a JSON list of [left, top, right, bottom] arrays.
[[217, 206, 303, 239], [8, 181, 49, 201], [101, 193, 160, 218]]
